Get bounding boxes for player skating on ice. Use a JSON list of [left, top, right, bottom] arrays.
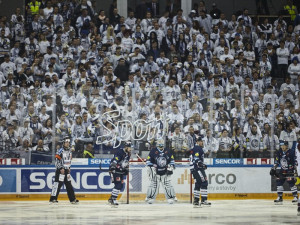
[[270, 140, 298, 205], [108, 141, 132, 206], [295, 140, 300, 215], [146, 139, 176, 204], [190, 137, 211, 207], [49, 136, 79, 204]]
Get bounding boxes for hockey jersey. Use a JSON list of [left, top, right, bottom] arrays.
[[110, 148, 131, 175], [218, 137, 232, 151], [295, 143, 300, 175], [189, 145, 205, 171], [146, 148, 175, 175], [55, 147, 72, 170], [274, 148, 295, 172], [246, 133, 264, 151]]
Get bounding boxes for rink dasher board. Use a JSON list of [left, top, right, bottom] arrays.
[[0, 164, 279, 200]]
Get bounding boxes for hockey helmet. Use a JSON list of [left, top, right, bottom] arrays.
[[196, 136, 203, 142], [124, 141, 132, 148], [280, 140, 288, 146]]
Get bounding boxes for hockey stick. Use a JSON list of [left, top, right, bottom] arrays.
[[135, 153, 147, 165]]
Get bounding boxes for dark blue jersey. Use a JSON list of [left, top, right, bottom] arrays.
[[110, 148, 131, 175], [189, 145, 205, 170], [146, 148, 175, 175], [274, 148, 295, 172]]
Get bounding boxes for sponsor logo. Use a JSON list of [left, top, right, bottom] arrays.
[[89, 158, 111, 165], [21, 168, 142, 193], [214, 159, 243, 165], [177, 169, 237, 185], [208, 173, 236, 185]]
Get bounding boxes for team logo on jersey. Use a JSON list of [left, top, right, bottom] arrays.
[[121, 160, 129, 169], [157, 157, 167, 167], [251, 139, 259, 148], [280, 158, 288, 170]]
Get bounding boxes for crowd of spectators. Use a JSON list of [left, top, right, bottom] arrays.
[[0, 0, 300, 163]]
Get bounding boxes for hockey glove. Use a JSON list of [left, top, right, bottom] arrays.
[[196, 160, 207, 170], [167, 165, 175, 175], [109, 161, 117, 174]]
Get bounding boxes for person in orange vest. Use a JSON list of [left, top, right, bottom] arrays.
[[284, 0, 298, 21], [27, 0, 41, 15]]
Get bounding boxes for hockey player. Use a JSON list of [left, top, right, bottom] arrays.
[[146, 139, 176, 204], [49, 137, 79, 204], [190, 137, 211, 207], [108, 141, 132, 206], [270, 140, 298, 204], [295, 140, 300, 215]]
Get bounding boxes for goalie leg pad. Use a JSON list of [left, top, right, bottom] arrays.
[[162, 175, 175, 200], [147, 175, 159, 200], [147, 167, 156, 181]]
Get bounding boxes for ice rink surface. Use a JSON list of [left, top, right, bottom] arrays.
[[0, 200, 299, 225]]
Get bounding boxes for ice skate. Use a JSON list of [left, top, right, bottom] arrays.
[[193, 198, 201, 208], [297, 207, 300, 216], [49, 200, 58, 204], [110, 199, 119, 207], [167, 199, 174, 204], [274, 197, 283, 205], [292, 197, 298, 204], [108, 196, 113, 204], [71, 199, 79, 204], [147, 198, 154, 204], [201, 200, 211, 206]]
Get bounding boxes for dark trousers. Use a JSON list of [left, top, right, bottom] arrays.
[[277, 64, 288, 80], [49, 169, 76, 202], [192, 169, 208, 191]]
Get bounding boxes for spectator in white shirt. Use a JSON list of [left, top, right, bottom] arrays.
[[288, 57, 300, 84], [276, 40, 289, 80]]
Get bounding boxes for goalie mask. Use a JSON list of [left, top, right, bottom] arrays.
[[157, 139, 164, 150]]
